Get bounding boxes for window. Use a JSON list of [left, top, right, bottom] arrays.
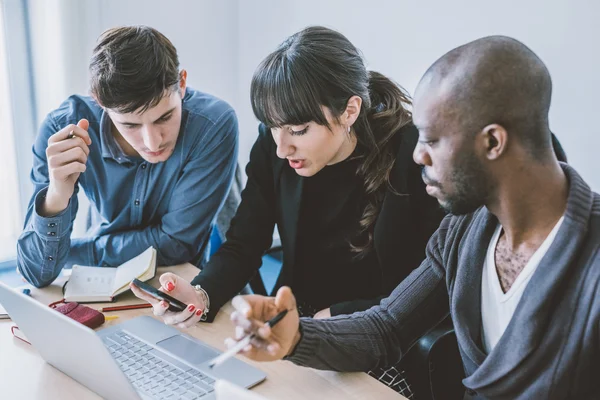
[[0, 5, 22, 263]]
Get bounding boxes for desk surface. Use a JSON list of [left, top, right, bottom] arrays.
[[0, 264, 404, 399]]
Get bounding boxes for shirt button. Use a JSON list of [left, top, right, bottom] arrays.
[[134, 200, 140, 206], [141, 164, 147, 169], [48, 232, 56, 236], [48, 222, 56, 227], [47, 256, 54, 261]]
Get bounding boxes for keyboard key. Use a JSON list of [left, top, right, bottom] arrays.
[[183, 391, 200, 399], [202, 377, 215, 385], [193, 380, 212, 392]]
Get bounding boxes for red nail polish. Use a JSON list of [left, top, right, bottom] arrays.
[[196, 309, 203, 317], [188, 304, 195, 312], [166, 282, 175, 291]]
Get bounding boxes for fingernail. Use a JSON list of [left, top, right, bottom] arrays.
[[196, 309, 203, 317], [259, 327, 269, 337], [166, 282, 175, 291], [188, 304, 195, 312]]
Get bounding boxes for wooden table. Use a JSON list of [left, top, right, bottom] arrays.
[[0, 264, 404, 399]]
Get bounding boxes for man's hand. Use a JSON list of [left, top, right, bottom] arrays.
[[42, 119, 92, 216], [227, 286, 301, 362]]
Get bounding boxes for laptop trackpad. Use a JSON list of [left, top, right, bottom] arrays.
[[157, 335, 220, 365]]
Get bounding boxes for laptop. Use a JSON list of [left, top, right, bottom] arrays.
[[0, 281, 266, 400]]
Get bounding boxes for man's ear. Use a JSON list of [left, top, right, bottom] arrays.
[[343, 95, 362, 128], [480, 123, 507, 160], [178, 69, 188, 97]]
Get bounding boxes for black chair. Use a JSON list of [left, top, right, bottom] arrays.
[[403, 316, 465, 400]]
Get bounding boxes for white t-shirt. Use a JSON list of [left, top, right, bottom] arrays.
[[481, 216, 564, 354]]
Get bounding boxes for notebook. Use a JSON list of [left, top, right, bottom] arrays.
[[64, 247, 157, 303]]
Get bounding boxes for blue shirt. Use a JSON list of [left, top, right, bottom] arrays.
[[17, 88, 238, 287]]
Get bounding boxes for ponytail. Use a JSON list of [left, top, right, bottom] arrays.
[[351, 71, 412, 255]]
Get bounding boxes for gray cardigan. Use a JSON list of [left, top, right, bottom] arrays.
[[289, 163, 600, 399]]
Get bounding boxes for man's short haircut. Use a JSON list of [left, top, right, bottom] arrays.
[[89, 25, 180, 114], [421, 36, 553, 159]]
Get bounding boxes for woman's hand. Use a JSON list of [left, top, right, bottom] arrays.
[[130, 272, 207, 329], [313, 308, 331, 319], [227, 286, 301, 362]]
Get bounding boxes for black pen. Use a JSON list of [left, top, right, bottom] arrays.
[[208, 309, 289, 368]]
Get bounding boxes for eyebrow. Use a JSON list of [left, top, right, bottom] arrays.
[[118, 107, 176, 126], [415, 124, 431, 133]]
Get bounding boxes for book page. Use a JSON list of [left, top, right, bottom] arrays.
[[65, 266, 116, 300], [112, 247, 156, 295]]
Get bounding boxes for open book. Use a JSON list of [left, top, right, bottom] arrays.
[[64, 247, 157, 303]]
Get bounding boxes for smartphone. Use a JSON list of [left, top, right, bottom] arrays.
[[131, 278, 187, 312]]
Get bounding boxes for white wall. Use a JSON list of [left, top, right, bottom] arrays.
[[25, 0, 600, 190], [236, 0, 600, 190]]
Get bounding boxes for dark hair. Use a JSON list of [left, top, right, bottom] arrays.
[[89, 26, 180, 113], [251, 26, 412, 255]]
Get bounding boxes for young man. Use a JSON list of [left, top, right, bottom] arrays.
[[17, 26, 238, 288], [228, 36, 600, 399]]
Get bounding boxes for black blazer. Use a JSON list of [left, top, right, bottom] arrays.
[[192, 123, 445, 321]]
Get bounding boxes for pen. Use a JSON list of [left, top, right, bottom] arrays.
[[100, 303, 152, 312], [208, 309, 289, 369]]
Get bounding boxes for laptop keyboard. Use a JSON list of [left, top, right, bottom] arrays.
[[103, 331, 215, 399]]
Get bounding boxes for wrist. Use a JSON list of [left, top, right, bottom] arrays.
[[192, 284, 210, 321], [42, 188, 70, 217], [287, 326, 303, 357]]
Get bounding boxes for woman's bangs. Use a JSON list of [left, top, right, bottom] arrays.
[[251, 56, 329, 128]]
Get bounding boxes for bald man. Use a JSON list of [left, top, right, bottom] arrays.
[[226, 36, 600, 399]]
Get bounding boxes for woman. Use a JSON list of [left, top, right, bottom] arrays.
[[132, 26, 444, 397]]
